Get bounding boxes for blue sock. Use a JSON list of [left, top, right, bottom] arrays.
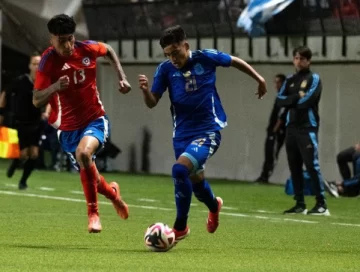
[[172, 164, 192, 231], [192, 180, 218, 213]]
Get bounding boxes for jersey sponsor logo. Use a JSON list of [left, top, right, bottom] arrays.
[[61, 63, 71, 70], [84, 130, 93, 134], [194, 63, 204, 75], [82, 57, 90, 66]]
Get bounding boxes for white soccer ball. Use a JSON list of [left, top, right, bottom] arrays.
[[144, 222, 176, 252]]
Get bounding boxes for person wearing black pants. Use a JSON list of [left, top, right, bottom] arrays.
[[336, 144, 360, 180], [0, 53, 43, 190], [276, 46, 329, 216], [323, 144, 360, 198], [256, 74, 287, 183]]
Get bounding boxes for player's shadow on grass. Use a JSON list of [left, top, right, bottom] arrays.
[[5, 244, 164, 253], [5, 244, 90, 251]]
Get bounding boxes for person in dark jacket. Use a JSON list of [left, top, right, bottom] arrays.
[[0, 52, 43, 189], [276, 46, 329, 216], [256, 74, 287, 183]]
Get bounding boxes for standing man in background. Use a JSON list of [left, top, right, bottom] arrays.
[[256, 74, 287, 183], [0, 52, 43, 190], [276, 46, 329, 216]]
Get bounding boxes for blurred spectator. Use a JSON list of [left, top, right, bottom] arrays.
[[334, 0, 359, 18], [219, 0, 243, 23], [324, 176, 360, 198], [323, 143, 360, 198], [336, 143, 360, 180]]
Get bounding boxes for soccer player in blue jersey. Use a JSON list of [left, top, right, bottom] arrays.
[[138, 25, 267, 243]]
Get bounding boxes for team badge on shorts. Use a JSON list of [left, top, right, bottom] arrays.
[[82, 57, 90, 66]]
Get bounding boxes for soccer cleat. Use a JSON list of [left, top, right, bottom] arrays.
[[255, 176, 269, 183], [307, 204, 330, 216], [109, 182, 129, 220], [173, 226, 190, 244], [323, 179, 339, 198], [207, 197, 223, 233], [18, 182, 28, 190], [88, 213, 102, 233], [283, 204, 307, 214]]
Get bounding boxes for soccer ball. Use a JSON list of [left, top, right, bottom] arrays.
[[144, 222, 176, 252]]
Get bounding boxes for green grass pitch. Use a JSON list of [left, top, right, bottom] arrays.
[[0, 164, 360, 271]]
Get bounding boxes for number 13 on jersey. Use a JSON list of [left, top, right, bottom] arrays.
[[73, 69, 86, 84]]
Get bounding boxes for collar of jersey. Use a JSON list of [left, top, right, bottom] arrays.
[[180, 50, 193, 72]]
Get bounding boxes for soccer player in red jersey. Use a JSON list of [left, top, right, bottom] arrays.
[[33, 14, 130, 233]]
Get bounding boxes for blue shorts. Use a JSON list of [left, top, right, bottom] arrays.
[[173, 131, 221, 174], [57, 115, 110, 170]]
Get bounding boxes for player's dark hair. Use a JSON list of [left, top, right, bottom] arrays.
[[275, 74, 286, 82], [30, 51, 40, 62], [159, 25, 186, 48], [47, 14, 76, 35], [292, 46, 312, 60]]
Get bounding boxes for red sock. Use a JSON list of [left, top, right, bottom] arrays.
[[80, 163, 98, 215], [97, 175, 117, 201]]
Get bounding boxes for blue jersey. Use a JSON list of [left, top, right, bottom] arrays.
[[152, 49, 232, 139]]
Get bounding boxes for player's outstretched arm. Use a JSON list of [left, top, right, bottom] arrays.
[[138, 74, 160, 108], [33, 76, 69, 108], [230, 56, 267, 99], [102, 43, 131, 94]]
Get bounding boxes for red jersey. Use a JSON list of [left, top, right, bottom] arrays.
[[34, 40, 107, 131]]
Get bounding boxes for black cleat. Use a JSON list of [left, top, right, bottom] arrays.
[[283, 204, 307, 214], [255, 176, 269, 183], [18, 182, 28, 190], [307, 204, 330, 216]]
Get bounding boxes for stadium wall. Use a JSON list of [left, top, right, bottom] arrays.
[[97, 63, 360, 184]]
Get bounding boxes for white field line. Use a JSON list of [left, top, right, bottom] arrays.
[[1, 190, 359, 227]]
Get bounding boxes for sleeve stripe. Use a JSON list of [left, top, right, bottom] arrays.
[[298, 74, 320, 104], [39, 50, 55, 72], [277, 80, 288, 99], [84, 40, 98, 45]]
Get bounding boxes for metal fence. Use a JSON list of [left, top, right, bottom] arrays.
[[83, 0, 360, 40]]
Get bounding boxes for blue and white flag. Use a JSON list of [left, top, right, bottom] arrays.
[[237, 0, 295, 37]]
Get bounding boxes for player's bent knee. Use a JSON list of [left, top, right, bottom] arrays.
[[190, 172, 204, 183], [30, 154, 39, 160], [21, 155, 29, 161], [172, 163, 190, 180], [20, 150, 29, 160], [176, 156, 194, 170], [75, 148, 93, 165]]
